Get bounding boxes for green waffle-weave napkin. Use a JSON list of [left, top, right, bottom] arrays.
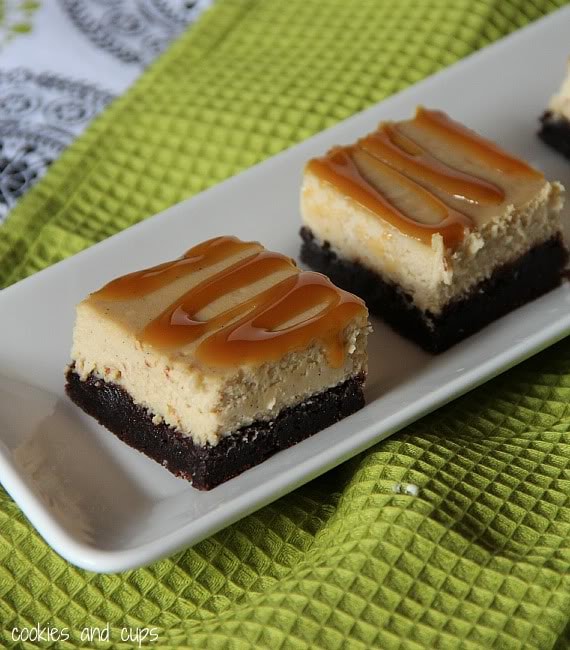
[[2, 1, 570, 648]]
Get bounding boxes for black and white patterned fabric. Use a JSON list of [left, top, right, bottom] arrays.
[[0, 0, 212, 224], [58, 0, 212, 66], [0, 69, 114, 220]]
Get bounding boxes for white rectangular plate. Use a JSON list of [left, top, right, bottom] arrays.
[[1, 8, 570, 573]]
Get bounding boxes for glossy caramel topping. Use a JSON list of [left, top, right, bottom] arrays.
[[94, 237, 366, 368], [307, 107, 545, 248], [93, 237, 250, 301], [192, 272, 362, 368], [308, 146, 469, 247], [413, 108, 542, 178], [359, 124, 505, 205]]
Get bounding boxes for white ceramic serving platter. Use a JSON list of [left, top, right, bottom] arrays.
[[1, 8, 570, 573]]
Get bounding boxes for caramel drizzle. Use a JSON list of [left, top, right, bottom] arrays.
[[93, 237, 250, 301], [308, 146, 469, 247], [94, 237, 366, 368], [307, 107, 544, 248], [414, 108, 542, 177], [359, 124, 504, 205]]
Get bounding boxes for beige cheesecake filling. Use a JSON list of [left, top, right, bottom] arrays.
[[70, 238, 369, 447]]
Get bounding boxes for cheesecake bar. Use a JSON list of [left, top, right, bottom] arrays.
[[301, 107, 568, 353], [66, 236, 369, 490], [539, 59, 570, 158]]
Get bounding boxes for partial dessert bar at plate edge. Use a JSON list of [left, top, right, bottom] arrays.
[[300, 107, 568, 353], [65, 236, 370, 490], [539, 58, 570, 159]]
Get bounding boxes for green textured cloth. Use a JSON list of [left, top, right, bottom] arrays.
[[1, 1, 570, 648]]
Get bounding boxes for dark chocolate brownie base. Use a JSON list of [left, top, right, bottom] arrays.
[[65, 368, 365, 490], [300, 227, 568, 354], [539, 111, 570, 159]]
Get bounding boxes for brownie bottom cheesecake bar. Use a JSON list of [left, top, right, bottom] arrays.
[[539, 59, 570, 159], [66, 236, 369, 490], [301, 107, 568, 353]]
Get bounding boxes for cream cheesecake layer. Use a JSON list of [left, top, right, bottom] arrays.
[[302, 108, 566, 314], [548, 60, 570, 120], [71, 238, 369, 446]]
